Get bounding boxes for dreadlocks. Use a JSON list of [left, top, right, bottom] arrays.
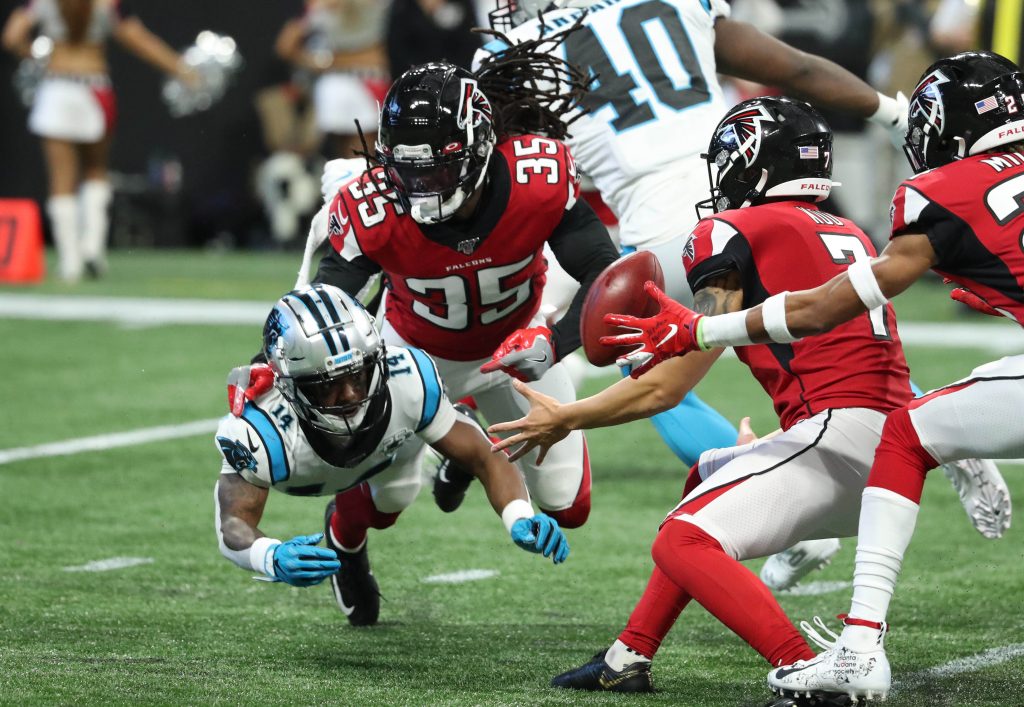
[[473, 14, 593, 141]]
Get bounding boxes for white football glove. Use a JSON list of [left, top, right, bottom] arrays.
[[320, 157, 367, 202]]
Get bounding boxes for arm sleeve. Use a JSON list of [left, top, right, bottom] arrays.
[[546, 198, 620, 359], [313, 248, 381, 299]]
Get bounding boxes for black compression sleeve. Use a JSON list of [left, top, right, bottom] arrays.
[[546, 199, 619, 359], [312, 247, 381, 298]]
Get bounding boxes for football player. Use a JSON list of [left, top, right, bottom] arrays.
[[487, 97, 983, 692], [303, 56, 620, 530], [619, 51, 1024, 703], [214, 285, 569, 627], [476, 0, 1009, 587]]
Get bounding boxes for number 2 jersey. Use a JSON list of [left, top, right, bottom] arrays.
[[214, 346, 455, 496], [684, 201, 913, 430], [314, 134, 618, 361], [473, 0, 732, 248], [890, 152, 1024, 325]]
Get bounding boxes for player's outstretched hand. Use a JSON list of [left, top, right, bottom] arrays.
[[487, 379, 568, 464], [511, 513, 569, 564], [272, 533, 341, 587], [600, 281, 702, 378], [950, 286, 1003, 317], [480, 326, 556, 382], [227, 363, 275, 416]]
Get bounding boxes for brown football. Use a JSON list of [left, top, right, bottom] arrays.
[[580, 250, 666, 367]]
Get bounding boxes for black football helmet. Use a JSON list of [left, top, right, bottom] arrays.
[[904, 51, 1024, 173], [696, 96, 833, 216], [377, 62, 496, 224]]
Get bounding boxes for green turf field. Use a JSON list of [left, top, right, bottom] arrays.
[[1, 251, 1021, 706]]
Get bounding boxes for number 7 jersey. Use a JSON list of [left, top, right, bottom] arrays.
[[323, 135, 580, 361], [684, 201, 913, 430]]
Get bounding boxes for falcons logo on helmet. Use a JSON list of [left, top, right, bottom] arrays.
[[718, 105, 775, 166], [456, 78, 493, 133], [910, 69, 950, 134]]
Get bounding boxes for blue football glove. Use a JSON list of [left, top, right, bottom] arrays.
[[272, 533, 340, 587], [510, 513, 569, 564]]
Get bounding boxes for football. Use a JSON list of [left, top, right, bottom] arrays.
[[580, 250, 665, 367]]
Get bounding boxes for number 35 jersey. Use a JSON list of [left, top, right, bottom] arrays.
[[319, 135, 581, 361], [890, 152, 1024, 325], [684, 202, 913, 430], [474, 0, 731, 248], [214, 346, 456, 496]]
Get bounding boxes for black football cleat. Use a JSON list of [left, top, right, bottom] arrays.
[[551, 649, 654, 693], [324, 500, 380, 627], [430, 403, 480, 512]]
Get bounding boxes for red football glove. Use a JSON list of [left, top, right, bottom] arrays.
[[227, 363, 275, 416], [599, 281, 702, 379], [949, 286, 1003, 317], [480, 326, 556, 382]]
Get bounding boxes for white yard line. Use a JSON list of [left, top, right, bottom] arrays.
[[422, 569, 499, 584], [3, 293, 1024, 352], [896, 643, 1024, 694], [0, 419, 221, 466], [64, 557, 154, 572], [779, 580, 852, 597]]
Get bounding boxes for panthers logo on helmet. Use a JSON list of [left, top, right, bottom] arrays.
[[263, 307, 289, 353], [456, 78, 493, 134], [217, 436, 258, 472], [718, 105, 775, 165], [910, 69, 950, 134]]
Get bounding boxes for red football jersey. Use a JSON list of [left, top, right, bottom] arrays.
[[890, 152, 1024, 325], [326, 135, 580, 361], [684, 201, 913, 430]]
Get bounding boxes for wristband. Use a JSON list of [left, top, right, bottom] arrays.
[[501, 499, 534, 534], [762, 292, 800, 343], [847, 259, 888, 310], [698, 310, 752, 349], [869, 92, 902, 129], [249, 537, 282, 578]]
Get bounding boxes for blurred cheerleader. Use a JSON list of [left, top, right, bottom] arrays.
[[2, 0, 195, 281], [275, 0, 390, 159]]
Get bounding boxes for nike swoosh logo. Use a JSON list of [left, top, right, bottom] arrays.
[[246, 429, 261, 453], [526, 354, 548, 364], [656, 324, 678, 348], [331, 576, 356, 616], [773, 661, 818, 679]]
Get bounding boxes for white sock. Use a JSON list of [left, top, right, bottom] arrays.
[[844, 487, 920, 649], [604, 639, 651, 671], [47, 195, 81, 281], [79, 179, 112, 264]]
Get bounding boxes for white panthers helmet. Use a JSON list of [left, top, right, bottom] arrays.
[[263, 285, 389, 446]]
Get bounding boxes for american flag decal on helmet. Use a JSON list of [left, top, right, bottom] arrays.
[[719, 105, 775, 166], [910, 69, 950, 134]]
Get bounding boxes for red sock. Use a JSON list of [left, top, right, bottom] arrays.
[[618, 566, 692, 658], [652, 521, 814, 667], [866, 404, 938, 503], [330, 482, 401, 550]]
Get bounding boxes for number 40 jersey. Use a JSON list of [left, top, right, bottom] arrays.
[[474, 0, 732, 249]]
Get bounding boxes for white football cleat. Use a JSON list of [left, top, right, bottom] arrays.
[[941, 458, 1012, 539], [768, 616, 890, 702], [761, 538, 842, 592]]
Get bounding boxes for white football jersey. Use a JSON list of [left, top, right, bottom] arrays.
[[473, 0, 731, 248], [214, 345, 455, 496]]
